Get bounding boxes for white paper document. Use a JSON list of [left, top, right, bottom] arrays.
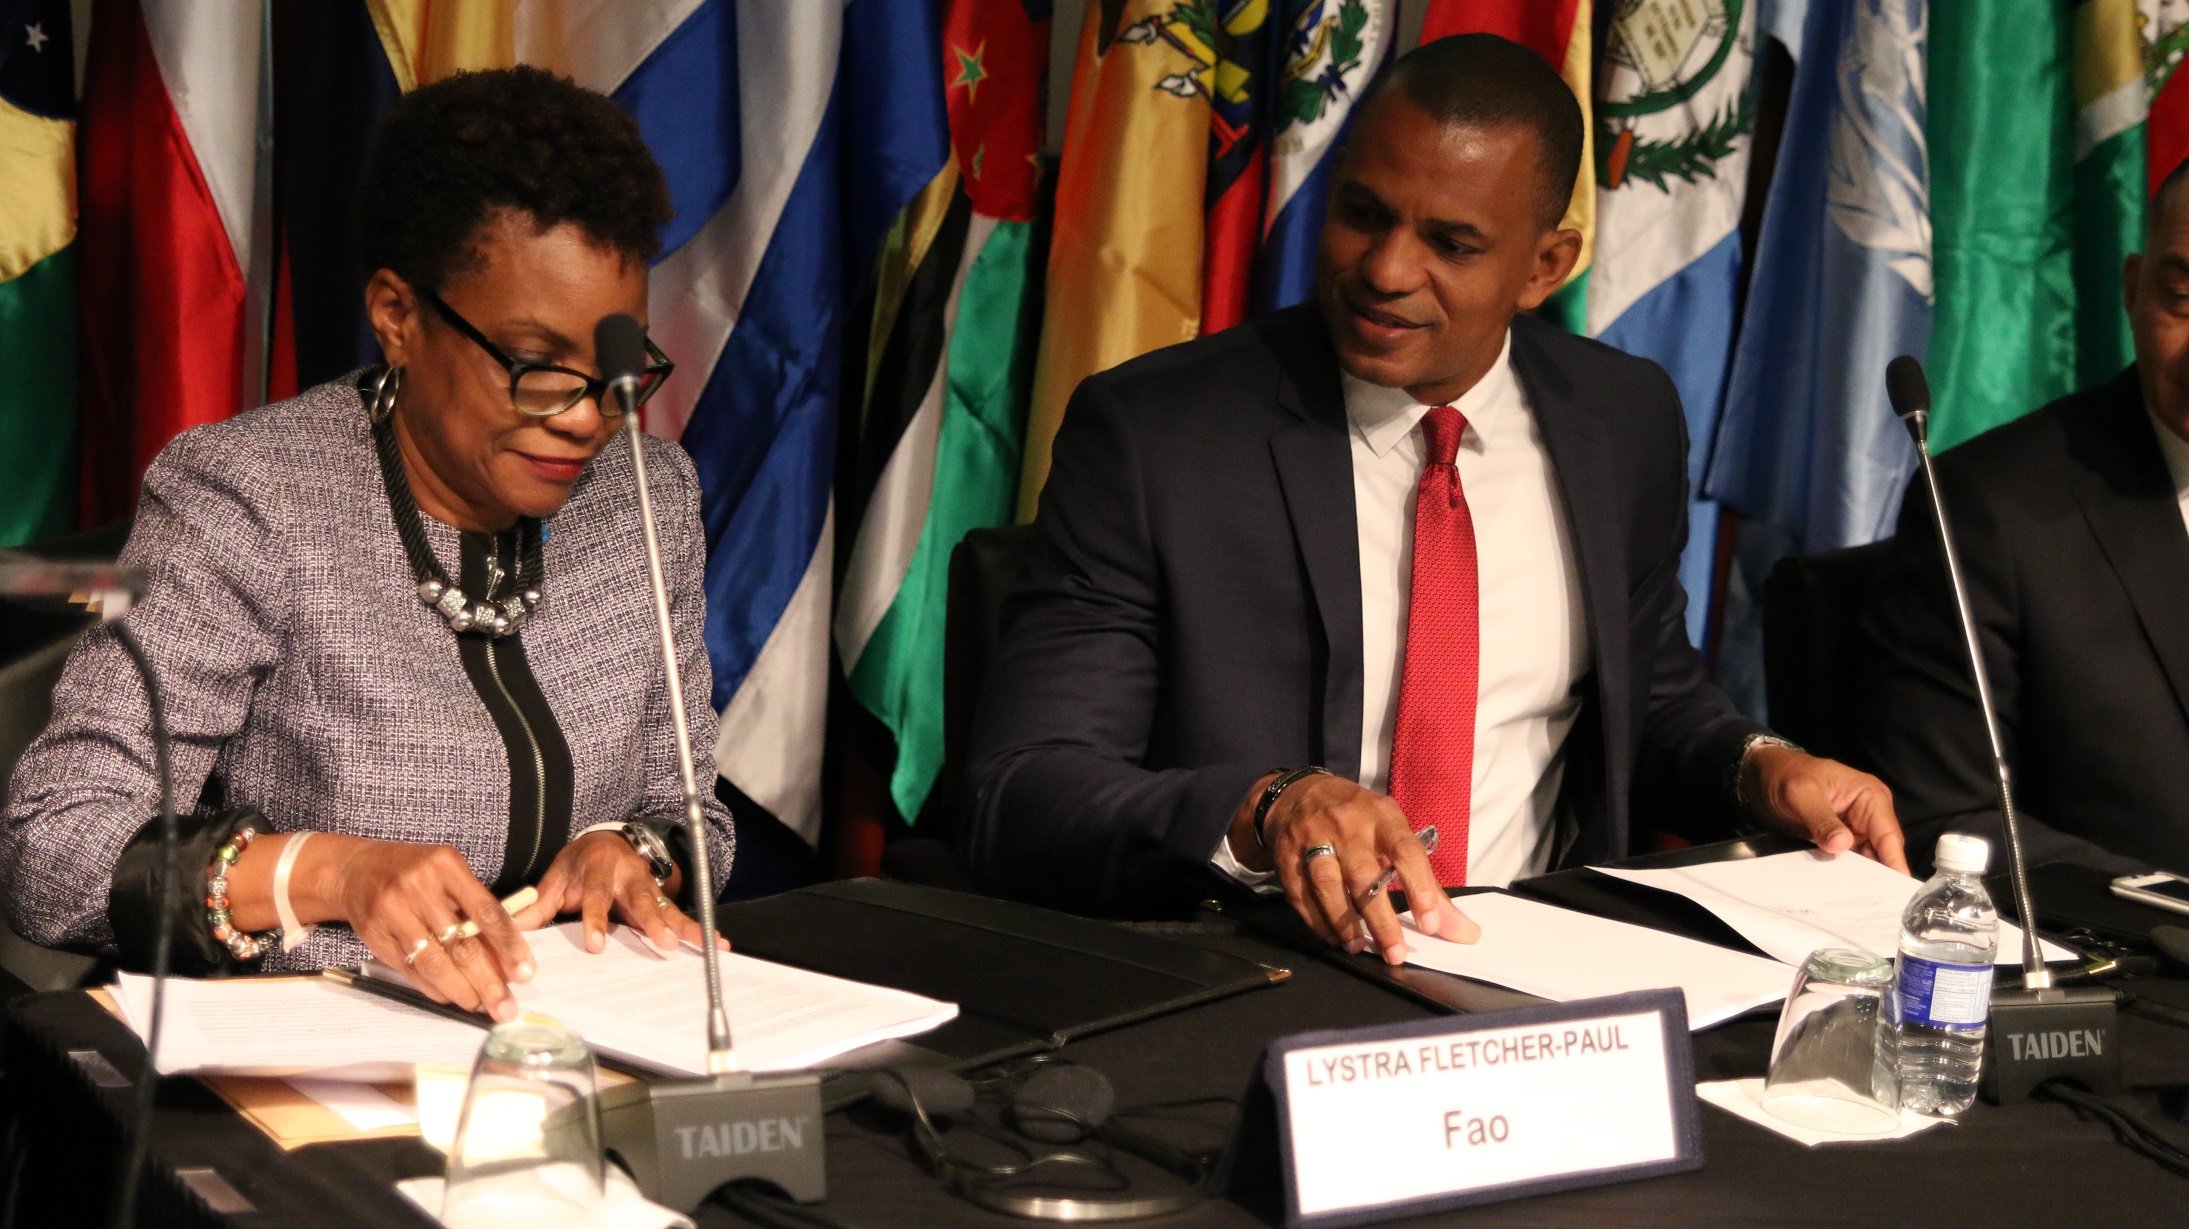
[[114, 921, 958, 1082], [112, 974, 488, 1082], [1400, 893, 1794, 1029], [424, 922, 960, 1077], [1592, 851, 2078, 968], [483, 920, 954, 1073]]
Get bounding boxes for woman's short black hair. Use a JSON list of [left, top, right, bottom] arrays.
[[359, 65, 672, 292]]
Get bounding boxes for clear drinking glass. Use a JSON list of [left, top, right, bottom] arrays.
[[441, 1018, 606, 1228], [1760, 946, 1901, 1135]]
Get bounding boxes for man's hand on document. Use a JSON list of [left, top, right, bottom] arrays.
[[1740, 744, 1910, 874]]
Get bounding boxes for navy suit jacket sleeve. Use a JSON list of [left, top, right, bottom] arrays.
[[964, 375, 1267, 912], [1623, 361, 1767, 838]]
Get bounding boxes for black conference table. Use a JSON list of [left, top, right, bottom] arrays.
[[5, 841, 2188, 1228]]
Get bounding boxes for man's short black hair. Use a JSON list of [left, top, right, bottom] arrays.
[[1358, 33, 1583, 230], [360, 65, 672, 292]]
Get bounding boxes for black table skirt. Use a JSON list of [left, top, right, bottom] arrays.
[[6, 923, 2187, 1228]]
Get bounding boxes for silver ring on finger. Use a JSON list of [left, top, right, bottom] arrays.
[[433, 921, 466, 945], [1301, 843, 1338, 866], [403, 936, 432, 966]]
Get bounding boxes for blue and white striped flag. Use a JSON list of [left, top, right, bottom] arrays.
[[538, 0, 948, 846]]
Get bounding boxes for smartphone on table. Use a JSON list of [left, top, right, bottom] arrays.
[[2109, 870, 2189, 918]]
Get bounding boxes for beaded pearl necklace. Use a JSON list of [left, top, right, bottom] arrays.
[[367, 375, 544, 637]]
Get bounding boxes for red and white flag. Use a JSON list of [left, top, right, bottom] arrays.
[[77, 0, 266, 525]]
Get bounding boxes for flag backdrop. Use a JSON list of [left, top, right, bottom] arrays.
[[1586, 0, 1758, 648], [1704, 0, 1930, 709], [76, 0, 266, 528], [1019, 0, 1211, 517], [0, 0, 77, 549], [30, 2, 2189, 868], [1198, 0, 1285, 336], [1252, 0, 1398, 317], [837, 0, 1048, 826], [1925, 0, 2185, 451]]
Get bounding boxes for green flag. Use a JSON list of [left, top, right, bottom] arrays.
[[1928, 1, 2179, 450], [0, 2, 79, 547]]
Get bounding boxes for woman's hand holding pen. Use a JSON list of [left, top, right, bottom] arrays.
[[224, 833, 534, 1020], [322, 838, 534, 1021]]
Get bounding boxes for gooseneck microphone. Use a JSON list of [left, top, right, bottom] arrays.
[[587, 314, 826, 1210], [1883, 355, 2046, 988], [1885, 355, 2120, 1105], [595, 312, 735, 1069]]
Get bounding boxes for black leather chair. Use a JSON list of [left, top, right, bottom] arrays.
[[877, 523, 1033, 890], [0, 520, 132, 996], [1760, 539, 1894, 767]]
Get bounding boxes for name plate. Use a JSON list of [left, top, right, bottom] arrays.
[[1264, 989, 1702, 1227]]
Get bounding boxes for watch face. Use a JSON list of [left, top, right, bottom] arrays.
[[622, 823, 674, 877]]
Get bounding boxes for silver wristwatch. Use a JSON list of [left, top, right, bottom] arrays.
[[617, 821, 676, 886], [1733, 733, 1803, 816]]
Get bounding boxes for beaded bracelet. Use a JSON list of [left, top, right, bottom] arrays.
[[206, 825, 282, 962]]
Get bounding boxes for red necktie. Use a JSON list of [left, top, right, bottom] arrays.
[[1387, 405, 1476, 886]]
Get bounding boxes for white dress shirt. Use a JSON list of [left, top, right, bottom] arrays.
[[1217, 331, 1592, 887]]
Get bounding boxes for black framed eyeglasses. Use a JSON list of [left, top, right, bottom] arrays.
[[422, 289, 674, 418]]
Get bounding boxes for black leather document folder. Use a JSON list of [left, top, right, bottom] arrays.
[[716, 879, 1285, 1102]]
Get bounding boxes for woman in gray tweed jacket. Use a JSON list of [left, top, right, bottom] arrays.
[[1, 67, 735, 1021]]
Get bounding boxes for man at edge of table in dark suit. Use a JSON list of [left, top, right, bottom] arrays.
[[1856, 157, 2189, 880], [966, 34, 1908, 960]]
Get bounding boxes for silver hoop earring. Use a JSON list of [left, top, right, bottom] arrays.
[[369, 365, 405, 425]]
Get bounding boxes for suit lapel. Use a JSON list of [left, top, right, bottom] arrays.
[[1265, 309, 1364, 781], [2072, 372, 2189, 725], [1509, 321, 1629, 842]]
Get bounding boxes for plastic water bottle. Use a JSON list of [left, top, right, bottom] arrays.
[[1890, 833, 1999, 1116]]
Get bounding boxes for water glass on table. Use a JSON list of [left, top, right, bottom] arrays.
[[1760, 946, 1901, 1136], [441, 1017, 608, 1227]]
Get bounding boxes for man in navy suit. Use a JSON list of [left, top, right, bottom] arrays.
[[968, 35, 1905, 959], [1857, 158, 2189, 878]]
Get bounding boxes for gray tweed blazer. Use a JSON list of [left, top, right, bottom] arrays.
[[1, 377, 736, 970]]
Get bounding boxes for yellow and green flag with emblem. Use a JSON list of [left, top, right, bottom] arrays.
[[0, 0, 77, 546]]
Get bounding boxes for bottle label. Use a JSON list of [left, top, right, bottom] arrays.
[[1894, 954, 1993, 1029]]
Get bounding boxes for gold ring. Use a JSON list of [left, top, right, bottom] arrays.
[[654, 895, 673, 910], [434, 922, 466, 945], [403, 936, 432, 966]]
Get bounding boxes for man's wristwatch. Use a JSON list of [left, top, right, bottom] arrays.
[[1733, 733, 1803, 818], [617, 821, 677, 887]]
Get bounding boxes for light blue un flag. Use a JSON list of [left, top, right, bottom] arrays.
[[1704, 0, 1928, 710]]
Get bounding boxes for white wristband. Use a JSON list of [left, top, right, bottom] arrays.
[[274, 830, 315, 954], [573, 821, 625, 841]]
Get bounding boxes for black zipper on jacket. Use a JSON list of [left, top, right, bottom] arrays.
[[454, 531, 574, 894]]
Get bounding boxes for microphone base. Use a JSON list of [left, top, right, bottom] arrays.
[[595, 1070, 827, 1210], [1981, 985, 2121, 1104]]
